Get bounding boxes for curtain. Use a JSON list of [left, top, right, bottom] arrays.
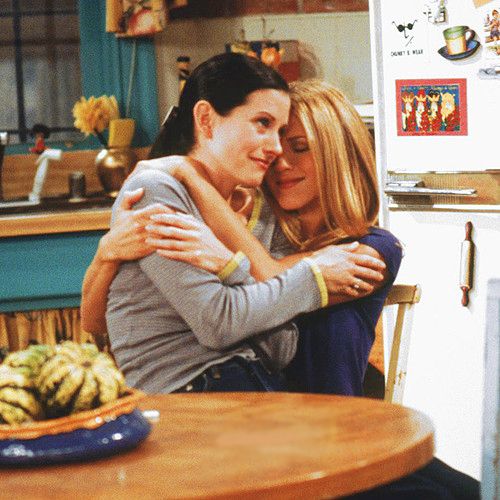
[[0, 309, 109, 353], [78, 0, 160, 148]]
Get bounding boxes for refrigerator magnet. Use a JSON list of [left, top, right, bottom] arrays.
[[483, 6, 500, 60], [438, 26, 481, 60], [477, 4, 500, 77], [396, 79, 468, 136], [385, 0, 427, 58]]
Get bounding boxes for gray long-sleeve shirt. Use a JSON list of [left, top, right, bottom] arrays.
[[106, 170, 322, 393]]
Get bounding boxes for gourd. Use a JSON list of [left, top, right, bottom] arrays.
[[0, 341, 126, 423], [3, 344, 55, 376], [0, 344, 53, 424], [0, 365, 43, 424], [37, 341, 126, 417]]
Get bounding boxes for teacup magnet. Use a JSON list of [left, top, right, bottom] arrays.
[[438, 25, 481, 60]]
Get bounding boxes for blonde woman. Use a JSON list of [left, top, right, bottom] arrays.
[[269, 80, 395, 394]]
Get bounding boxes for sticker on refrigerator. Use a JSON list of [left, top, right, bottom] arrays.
[[477, 4, 500, 77], [483, 6, 500, 58], [423, 0, 447, 24], [389, 20, 426, 56], [385, 0, 427, 58], [396, 79, 468, 136]]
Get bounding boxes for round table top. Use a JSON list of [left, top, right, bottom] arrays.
[[1, 393, 434, 499]]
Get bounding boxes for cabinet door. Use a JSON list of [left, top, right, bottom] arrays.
[[0, 231, 104, 313], [388, 210, 499, 478]]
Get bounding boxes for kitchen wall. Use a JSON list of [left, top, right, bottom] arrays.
[[154, 12, 372, 121]]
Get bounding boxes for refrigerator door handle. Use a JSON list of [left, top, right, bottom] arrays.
[[385, 182, 477, 197]]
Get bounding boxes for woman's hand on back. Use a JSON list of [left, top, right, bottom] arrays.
[[309, 242, 386, 297], [98, 188, 174, 262], [146, 213, 234, 274]]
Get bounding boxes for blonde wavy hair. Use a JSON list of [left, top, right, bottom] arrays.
[[267, 79, 379, 251]]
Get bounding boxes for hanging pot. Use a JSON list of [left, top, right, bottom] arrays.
[[95, 147, 137, 197]]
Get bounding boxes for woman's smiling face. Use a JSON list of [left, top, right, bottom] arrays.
[[208, 89, 290, 192], [264, 113, 320, 213]]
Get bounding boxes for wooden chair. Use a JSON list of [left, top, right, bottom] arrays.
[[382, 284, 422, 404]]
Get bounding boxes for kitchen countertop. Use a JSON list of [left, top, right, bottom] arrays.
[[0, 146, 149, 239], [0, 208, 111, 238]]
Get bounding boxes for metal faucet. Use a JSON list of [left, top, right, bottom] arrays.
[[29, 148, 62, 203], [0, 132, 8, 201]]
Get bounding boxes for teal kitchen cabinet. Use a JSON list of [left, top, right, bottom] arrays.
[[0, 231, 105, 313]]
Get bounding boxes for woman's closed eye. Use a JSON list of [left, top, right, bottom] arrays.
[[288, 138, 309, 153]]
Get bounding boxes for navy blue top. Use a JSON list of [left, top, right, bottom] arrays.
[[285, 227, 403, 395]]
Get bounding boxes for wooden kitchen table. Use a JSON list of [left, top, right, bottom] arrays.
[[1, 393, 434, 499]]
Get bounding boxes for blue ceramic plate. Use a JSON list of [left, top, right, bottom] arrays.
[[0, 409, 151, 466], [438, 39, 480, 60]]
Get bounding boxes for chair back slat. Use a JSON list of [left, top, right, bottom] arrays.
[[385, 284, 421, 306], [383, 284, 421, 404]]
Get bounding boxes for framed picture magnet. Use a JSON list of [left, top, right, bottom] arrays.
[[396, 79, 468, 136]]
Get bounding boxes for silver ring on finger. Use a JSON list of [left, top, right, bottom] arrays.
[[353, 281, 361, 290]]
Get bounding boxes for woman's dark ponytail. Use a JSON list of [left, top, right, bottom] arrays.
[[148, 53, 289, 159], [148, 106, 180, 159]]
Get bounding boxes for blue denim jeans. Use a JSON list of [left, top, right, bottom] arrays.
[[173, 356, 286, 393]]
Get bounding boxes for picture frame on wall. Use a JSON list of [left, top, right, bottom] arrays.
[[396, 78, 468, 136], [106, 0, 167, 37]]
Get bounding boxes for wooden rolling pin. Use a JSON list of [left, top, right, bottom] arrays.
[[459, 221, 474, 307]]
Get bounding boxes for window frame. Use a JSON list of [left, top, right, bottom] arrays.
[[1, 0, 80, 144]]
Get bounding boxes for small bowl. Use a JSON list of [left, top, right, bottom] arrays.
[[0, 389, 151, 466]]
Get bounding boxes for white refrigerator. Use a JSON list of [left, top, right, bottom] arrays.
[[369, 0, 500, 479]]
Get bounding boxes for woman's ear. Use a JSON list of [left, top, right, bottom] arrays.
[[193, 100, 214, 140]]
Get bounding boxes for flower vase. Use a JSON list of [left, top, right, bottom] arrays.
[[95, 147, 137, 197]]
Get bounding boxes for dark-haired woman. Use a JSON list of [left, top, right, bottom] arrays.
[[81, 53, 386, 394]]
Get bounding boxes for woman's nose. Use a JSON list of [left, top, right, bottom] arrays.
[[273, 157, 292, 171], [264, 132, 283, 157]]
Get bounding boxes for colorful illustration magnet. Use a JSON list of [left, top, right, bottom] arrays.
[[478, 3, 500, 76], [483, 5, 500, 59], [396, 79, 468, 136]]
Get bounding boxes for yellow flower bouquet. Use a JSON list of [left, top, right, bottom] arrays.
[[72, 95, 119, 146], [73, 95, 137, 196]]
